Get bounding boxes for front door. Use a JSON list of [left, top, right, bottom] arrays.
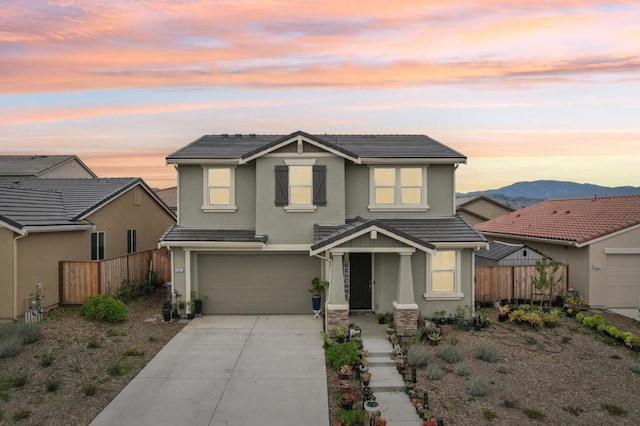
[[349, 253, 372, 310]]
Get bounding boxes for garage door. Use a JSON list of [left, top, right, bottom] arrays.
[[197, 253, 320, 314], [606, 254, 640, 308]]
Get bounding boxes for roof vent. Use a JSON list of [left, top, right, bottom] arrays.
[[565, 210, 570, 214], [552, 210, 557, 214]]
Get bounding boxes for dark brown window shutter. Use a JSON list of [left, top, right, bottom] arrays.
[[313, 165, 327, 206], [275, 165, 288, 206]]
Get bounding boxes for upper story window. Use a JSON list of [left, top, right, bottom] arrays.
[[91, 231, 105, 261], [369, 166, 428, 211], [127, 229, 137, 254], [202, 166, 236, 212], [275, 159, 326, 212], [425, 249, 463, 300]]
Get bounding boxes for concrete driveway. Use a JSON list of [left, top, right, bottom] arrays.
[[90, 315, 329, 426]]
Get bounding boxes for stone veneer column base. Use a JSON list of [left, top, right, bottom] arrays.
[[326, 304, 350, 337], [393, 301, 419, 337]]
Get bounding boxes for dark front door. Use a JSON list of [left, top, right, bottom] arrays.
[[349, 253, 372, 310]]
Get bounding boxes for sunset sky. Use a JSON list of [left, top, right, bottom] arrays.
[[1, 0, 638, 191]]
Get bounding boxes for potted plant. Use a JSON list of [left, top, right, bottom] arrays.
[[335, 325, 346, 343], [162, 300, 172, 322], [190, 291, 208, 317], [361, 371, 371, 386], [309, 277, 329, 311], [427, 329, 441, 346], [497, 305, 511, 322], [377, 313, 386, 324], [341, 392, 357, 410], [338, 364, 353, 380], [542, 309, 561, 328]]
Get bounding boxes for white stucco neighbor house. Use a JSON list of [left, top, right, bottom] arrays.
[[159, 131, 487, 336]]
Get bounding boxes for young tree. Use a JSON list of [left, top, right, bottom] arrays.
[[532, 256, 562, 307]]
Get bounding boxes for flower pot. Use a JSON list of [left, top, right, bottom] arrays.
[[194, 299, 203, 316], [378, 317, 385, 324], [162, 308, 171, 322], [311, 295, 321, 311], [498, 315, 508, 322]]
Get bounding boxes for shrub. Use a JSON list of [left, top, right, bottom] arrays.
[[122, 347, 145, 357], [0, 336, 22, 358], [630, 363, 640, 375], [601, 403, 627, 416], [336, 408, 365, 425], [440, 342, 463, 363], [503, 400, 518, 409], [45, 377, 60, 392], [475, 342, 498, 362], [483, 409, 497, 420], [497, 364, 509, 374], [81, 295, 128, 323], [87, 338, 101, 349], [83, 383, 98, 396], [407, 344, 431, 368], [425, 364, 443, 380], [469, 377, 490, 397], [325, 342, 359, 369], [455, 365, 471, 377], [107, 362, 133, 377], [106, 329, 120, 337], [14, 323, 42, 344], [10, 376, 27, 388], [524, 408, 545, 419], [11, 410, 31, 421], [40, 354, 54, 367]]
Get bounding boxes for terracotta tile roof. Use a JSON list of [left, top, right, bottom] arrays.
[[155, 186, 177, 210], [475, 195, 640, 245]]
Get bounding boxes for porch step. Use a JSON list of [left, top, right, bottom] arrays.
[[363, 338, 393, 354], [367, 365, 405, 393], [374, 391, 421, 425]]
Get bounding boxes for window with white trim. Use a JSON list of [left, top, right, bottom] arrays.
[[91, 231, 105, 261], [203, 166, 236, 211], [275, 159, 326, 212], [425, 250, 463, 299], [289, 165, 312, 205], [369, 166, 427, 210]]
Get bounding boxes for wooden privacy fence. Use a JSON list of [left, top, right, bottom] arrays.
[[475, 264, 568, 304], [59, 248, 171, 305]]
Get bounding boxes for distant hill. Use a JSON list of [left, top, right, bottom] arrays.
[[458, 180, 640, 209]]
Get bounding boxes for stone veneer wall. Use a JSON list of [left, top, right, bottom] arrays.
[[326, 308, 350, 337], [393, 307, 418, 337]]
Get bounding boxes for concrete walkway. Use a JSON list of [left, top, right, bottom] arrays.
[[90, 315, 329, 426], [609, 308, 640, 322]]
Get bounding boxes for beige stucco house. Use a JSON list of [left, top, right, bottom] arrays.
[[0, 178, 176, 321], [456, 195, 514, 226], [0, 155, 97, 179], [160, 131, 487, 336], [476, 195, 640, 308]]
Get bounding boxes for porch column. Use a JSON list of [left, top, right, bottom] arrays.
[[393, 252, 419, 337], [326, 252, 349, 337]]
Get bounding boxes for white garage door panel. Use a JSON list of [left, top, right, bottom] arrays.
[[197, 253, 320, 314], [606, 254, 640, 308]]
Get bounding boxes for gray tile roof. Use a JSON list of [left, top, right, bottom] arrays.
[[0, 155, 95, 177], [312, 216, 485, 251], [0, 185, 86, 229], [160, 225, 268, 243], [167, 130, 466, 161], [0, 178, 140, 220], [475, 241, 523, 261]]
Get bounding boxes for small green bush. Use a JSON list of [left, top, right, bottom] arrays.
[[336, 408, 365, 425], [325, 342, 359, 369], [407, 344, 431, 368], [469, 377, 490, 396], [475, 342, 498, 362], [87, 338, 101, 349], [497, 364, 509, 374], [14, 323, 42, 344], [83, 383, 98, 396], [81, 295, 128, 323], [106, 329, 120, 337], [11, 410, 31, 421], [107, 362, 133, 377], [45, 377, 60, 392], [455, 365, 471, 377], [483, 409, 497, 420], [122, 347, 144, 357], [630, 363, 640, 375], [0, 336, 22, 358], [40, 354, 54, 367], [441, 342, 463, 363], [503, 400, 518, 409], [425, 364, 443, 380], [524, 408, 545, 419], [601, 403, 627, 416], [10, 376, 27, 388], [148, 336, 157, 343]]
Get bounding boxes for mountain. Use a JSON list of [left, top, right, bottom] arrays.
[[459, 180, 640, 209]]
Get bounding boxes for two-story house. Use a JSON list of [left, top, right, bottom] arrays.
[[160, 131, 487, 336]]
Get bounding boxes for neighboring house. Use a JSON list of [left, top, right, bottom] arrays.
[[155, 186, 177, 214], [475, 241, 546, 266], [475, 195, 640, 308], [159, 131, 487, 336], [456, 195, 514, 225], [0, 155, 97, 179], [0, 178, 176, 321]]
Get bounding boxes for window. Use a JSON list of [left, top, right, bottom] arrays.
[[203, 167, 236, 211], [275, 161, 326, 212], [127, 229, 137, 254], [91, 231, 105, 261], [425, 250, 463, 299], [369, 167, 427, 210]]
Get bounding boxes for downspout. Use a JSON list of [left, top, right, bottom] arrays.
[[13, 232, 28, 321], [453, 163, 459, 214], [312, 252, 333, 331]]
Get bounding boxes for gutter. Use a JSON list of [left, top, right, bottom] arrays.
[[23, 224, 95, 233], [479, 231, 578, 248], [13, 232, 28, 321]]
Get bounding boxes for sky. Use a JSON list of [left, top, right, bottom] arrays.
[[1, 0, 638, 192]]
